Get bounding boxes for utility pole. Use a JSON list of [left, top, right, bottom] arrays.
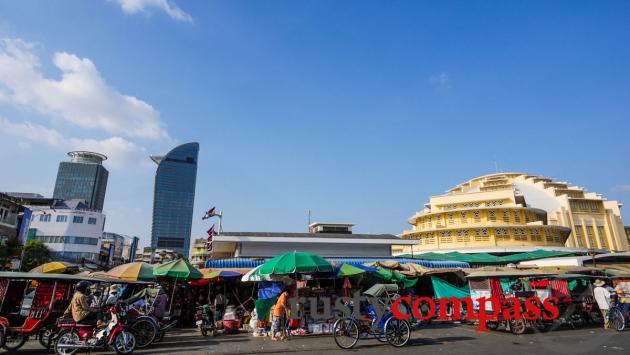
[[307, 210, 312, 232]]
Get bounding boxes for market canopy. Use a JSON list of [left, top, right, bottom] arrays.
[[373, 266, 418, 288], [106, 262, 155, 281], [498, 250, 575, 263], [335, 263, 367, 278], [153, 259, 203, 280], [259, 251, 334, 275], [401, 252, 504, 264], [29, 261, 78, 274], [430, 276, 470, 298]]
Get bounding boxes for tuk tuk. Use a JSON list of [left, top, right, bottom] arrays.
[[466, 269, 556, 334], [543, 273, 607, 329], [0, 272, 102, 351]]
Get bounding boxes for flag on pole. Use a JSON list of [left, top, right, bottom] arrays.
[[206, 224, 216, 242], [207, 242, 213, 252], [202, 207, 217, 220]]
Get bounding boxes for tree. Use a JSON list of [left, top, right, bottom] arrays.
[[21, 240, 51, 271], [0, 237, 20, 270]]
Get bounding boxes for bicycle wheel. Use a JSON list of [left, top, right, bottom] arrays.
[[333, 318, 359, 349], [131, 318, 157, 348], [610, 308, 625, 332], [384, 318, 410, 347]]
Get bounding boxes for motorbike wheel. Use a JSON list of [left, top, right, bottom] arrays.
[[39, 327, 54, 349], [112, 331, 136, 355], [3, 333, 27, 351], [54, 330, 79, 355], [201, 327, 208, 337], [510, 320, 527, 335], [131, 318, 157, 348]]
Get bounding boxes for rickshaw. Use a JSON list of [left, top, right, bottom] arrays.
[[332, 284, 411, 349], [0, 272, 99, 351], [466, 269, 555, 334]]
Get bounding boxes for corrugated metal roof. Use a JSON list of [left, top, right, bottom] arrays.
[[219, 232, 401, 240], [205, 257, 469, 269]]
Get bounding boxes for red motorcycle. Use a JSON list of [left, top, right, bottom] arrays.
[[53, 303, 136, 355]]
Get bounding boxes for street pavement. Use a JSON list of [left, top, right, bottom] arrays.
[[19, 323, 629, 354]]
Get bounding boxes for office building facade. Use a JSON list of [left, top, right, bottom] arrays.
[[150, 142, 199, 256], [53, 151, 109, 211]]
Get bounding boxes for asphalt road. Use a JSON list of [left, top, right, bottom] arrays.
[[18, 323, 630, 354]]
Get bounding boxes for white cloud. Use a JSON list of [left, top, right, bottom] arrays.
[[0, 118, 142, 169], [113, 0, 193, 22], [612, 184, 630, 193], [429, 72, 451, 90], [0, 38, 169, 140]]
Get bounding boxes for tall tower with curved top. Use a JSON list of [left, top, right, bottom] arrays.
[[150, 142, 199, 257], [53, 151, 109, 211]]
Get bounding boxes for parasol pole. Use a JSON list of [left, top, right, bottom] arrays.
[[169, 274, 178, 315]]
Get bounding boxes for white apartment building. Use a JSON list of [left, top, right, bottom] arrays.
[[28, 200, 106, 263]]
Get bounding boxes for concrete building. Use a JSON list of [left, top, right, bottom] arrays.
[[208, 222, 416, 262], [28, 199, 106, 263], [121, 236, 140, 263], [150, 143, 199, 256], [0, 193, 23, 244], [395, 173, 628, 255], [190, 238, 208, 268], [133, 247, 179, 264], [100, 232, 125, 267], [53, 151, 109, 212]]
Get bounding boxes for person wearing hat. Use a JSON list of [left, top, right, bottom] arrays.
[[593, 279, 611, 329], [105, 285, 121, 306]]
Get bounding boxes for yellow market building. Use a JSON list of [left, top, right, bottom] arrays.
[[395, 173, 629, 255]]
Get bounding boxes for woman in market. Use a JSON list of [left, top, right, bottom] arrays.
[[271, 290, 289, 341]]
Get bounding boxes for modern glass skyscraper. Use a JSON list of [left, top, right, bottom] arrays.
[[150, 142, 199, 256], [53, 151, 109, 212]]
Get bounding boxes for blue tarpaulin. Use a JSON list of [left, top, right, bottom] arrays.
[[258, 282, 283, 300]]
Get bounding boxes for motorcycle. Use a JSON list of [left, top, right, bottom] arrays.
[[52, 303, 136, 355], [195, 304, 216, 337]]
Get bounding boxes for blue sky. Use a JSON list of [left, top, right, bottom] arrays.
[[0, 1, 629, 249]]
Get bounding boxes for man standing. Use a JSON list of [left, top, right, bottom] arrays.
[[593, 279, 611, 329]]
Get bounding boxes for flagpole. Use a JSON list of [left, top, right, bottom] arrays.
[[218, 211, 223, 234]]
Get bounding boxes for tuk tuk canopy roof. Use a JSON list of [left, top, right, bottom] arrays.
[[363, 284, 399, 297], [0, 271, 149, 284]]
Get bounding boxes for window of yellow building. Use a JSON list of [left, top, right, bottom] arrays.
[[502, 210, 509, 223], [586, 226, 595, 247], [496, 228, 510, 241], [597, 226, 608, 248], [461, 211, 467, 223], [473, 210, 480, 221], [489, 210, 496, 222]]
